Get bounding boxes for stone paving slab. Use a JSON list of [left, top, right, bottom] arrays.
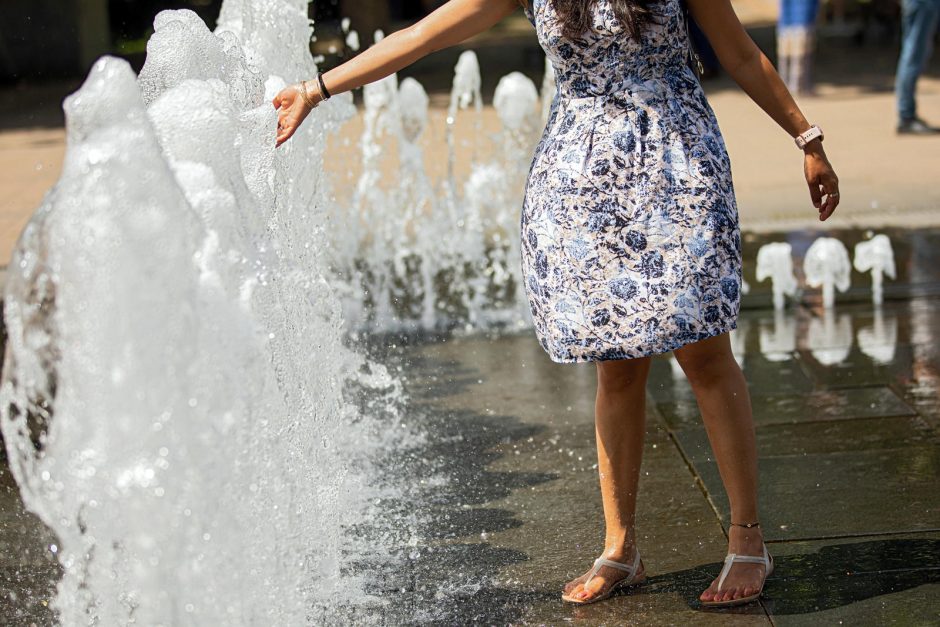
[[1, 297, 939, 622], [657, 385, 915, 430], [763, 533, 940, 626], [397, 333, 767, 623], [675, 436, 940, 541], [0, 467, 58, 625]]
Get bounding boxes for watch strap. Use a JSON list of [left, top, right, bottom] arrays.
[[795, 125, 824, 149]]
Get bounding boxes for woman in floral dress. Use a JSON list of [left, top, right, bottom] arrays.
[[275, 0, 840, 608]]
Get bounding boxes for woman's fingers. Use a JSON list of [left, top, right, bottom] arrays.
[[817, 174, 840, 221], [808, 178, 823, 210], [276, 106, 298, 147], [272, 86, 311, 147], [276, 119, 294, 147]]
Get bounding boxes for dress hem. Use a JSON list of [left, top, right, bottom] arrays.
[[541, 319, 739, 364]]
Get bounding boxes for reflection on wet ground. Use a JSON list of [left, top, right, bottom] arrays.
[[2, 301, 939, 622]]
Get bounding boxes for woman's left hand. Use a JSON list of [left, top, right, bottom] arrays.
[[272, 83, 313, 148], [803, 144, 840, 221]]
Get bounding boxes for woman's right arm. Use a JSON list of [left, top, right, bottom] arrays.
[[275, 0, 521, 146]]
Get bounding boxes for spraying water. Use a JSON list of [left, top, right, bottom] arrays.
[[854, 234, 896, 306], [0, 3, 405, 623], [756, 242, 798, 311], [804, 237, 852, 309], [0, 0, 575, 620], [325, 48, 548, 333]]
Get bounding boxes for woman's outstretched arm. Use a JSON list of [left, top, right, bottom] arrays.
[[274, 0, 521, 146], [686, 0, 841, 221]]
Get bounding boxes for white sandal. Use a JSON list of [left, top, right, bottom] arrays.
[[561, 551, 645, 605], [701, 541, 774, 608]]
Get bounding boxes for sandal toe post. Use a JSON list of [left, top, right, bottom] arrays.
[[561, 551, 644, 605], [700, 544, 773, 608]]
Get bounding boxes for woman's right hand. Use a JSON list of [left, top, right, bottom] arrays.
[[803, 143, 840, 221], [272, 83, 315, 148]]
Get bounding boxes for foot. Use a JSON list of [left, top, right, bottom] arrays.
[[563, 546, 645, 603], [897, 118, 940, 135], [699, 525, 767, 604]]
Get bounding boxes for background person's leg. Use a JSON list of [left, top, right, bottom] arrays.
[[896, 0, 940, 125]]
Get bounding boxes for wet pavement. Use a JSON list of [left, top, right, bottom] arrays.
[[2, 234, 940, 623], [355, 296, 939, 625]]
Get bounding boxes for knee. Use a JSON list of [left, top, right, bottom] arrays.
[[674, 344, 735, 388], [596, 359, 650, 393]]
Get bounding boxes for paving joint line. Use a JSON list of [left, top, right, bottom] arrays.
[[764, 527, 940, 544], [661, 426, 729, 540]]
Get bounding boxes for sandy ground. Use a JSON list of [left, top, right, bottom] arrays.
[[4, 76, 939, 267]]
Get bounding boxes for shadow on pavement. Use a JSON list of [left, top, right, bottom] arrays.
[[333, 383, 559, 624], [634, 537, 940, 616]]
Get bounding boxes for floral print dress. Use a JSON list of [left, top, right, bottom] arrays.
[[521, 0, 742, 363]]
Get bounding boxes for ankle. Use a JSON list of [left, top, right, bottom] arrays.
[[728, 523, 764, 549], [602, 537, 638, 562]]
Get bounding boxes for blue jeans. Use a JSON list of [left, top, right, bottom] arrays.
[[896, 0, 940, 121], [779, 0, 821, 27]]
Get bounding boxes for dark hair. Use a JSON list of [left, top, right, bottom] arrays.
[[550, 0, 658, 40]]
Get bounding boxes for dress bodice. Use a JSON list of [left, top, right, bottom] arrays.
[[525, 0, 696, 99]]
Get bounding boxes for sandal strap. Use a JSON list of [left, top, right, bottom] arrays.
[[584, 551, 641, 587], [716, 545, 771, 591]]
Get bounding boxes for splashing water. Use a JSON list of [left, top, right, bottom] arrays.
[[0, 3, 406, 623], [756, 242, 798, 311], [325, 47, 548, 333], [1, 0, 555, 619], [854, 234, 896, 306], [804, 237, 852, 309]]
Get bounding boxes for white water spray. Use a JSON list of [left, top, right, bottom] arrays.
[[0, 4, 404, 623], [756, 242, 798, 311], [804, 237, 851, 309], [854, 234, 896, 306]]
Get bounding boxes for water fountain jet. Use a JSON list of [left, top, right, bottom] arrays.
[[0, 4, 405, 622], [854, 234, 896, 306], [755, 242, 798, 311], [804, 237, 851, 309]]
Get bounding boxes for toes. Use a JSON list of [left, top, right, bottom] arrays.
[[564, 574, 589, 595], [575, 590, 592, 601], [573, 578, 608, 601], [582, 581, 603, 599], [574, 585, 596, 601]]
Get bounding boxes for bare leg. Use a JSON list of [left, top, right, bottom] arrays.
[[565, 357, 651, 602], [673, 333, 767, 603]]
